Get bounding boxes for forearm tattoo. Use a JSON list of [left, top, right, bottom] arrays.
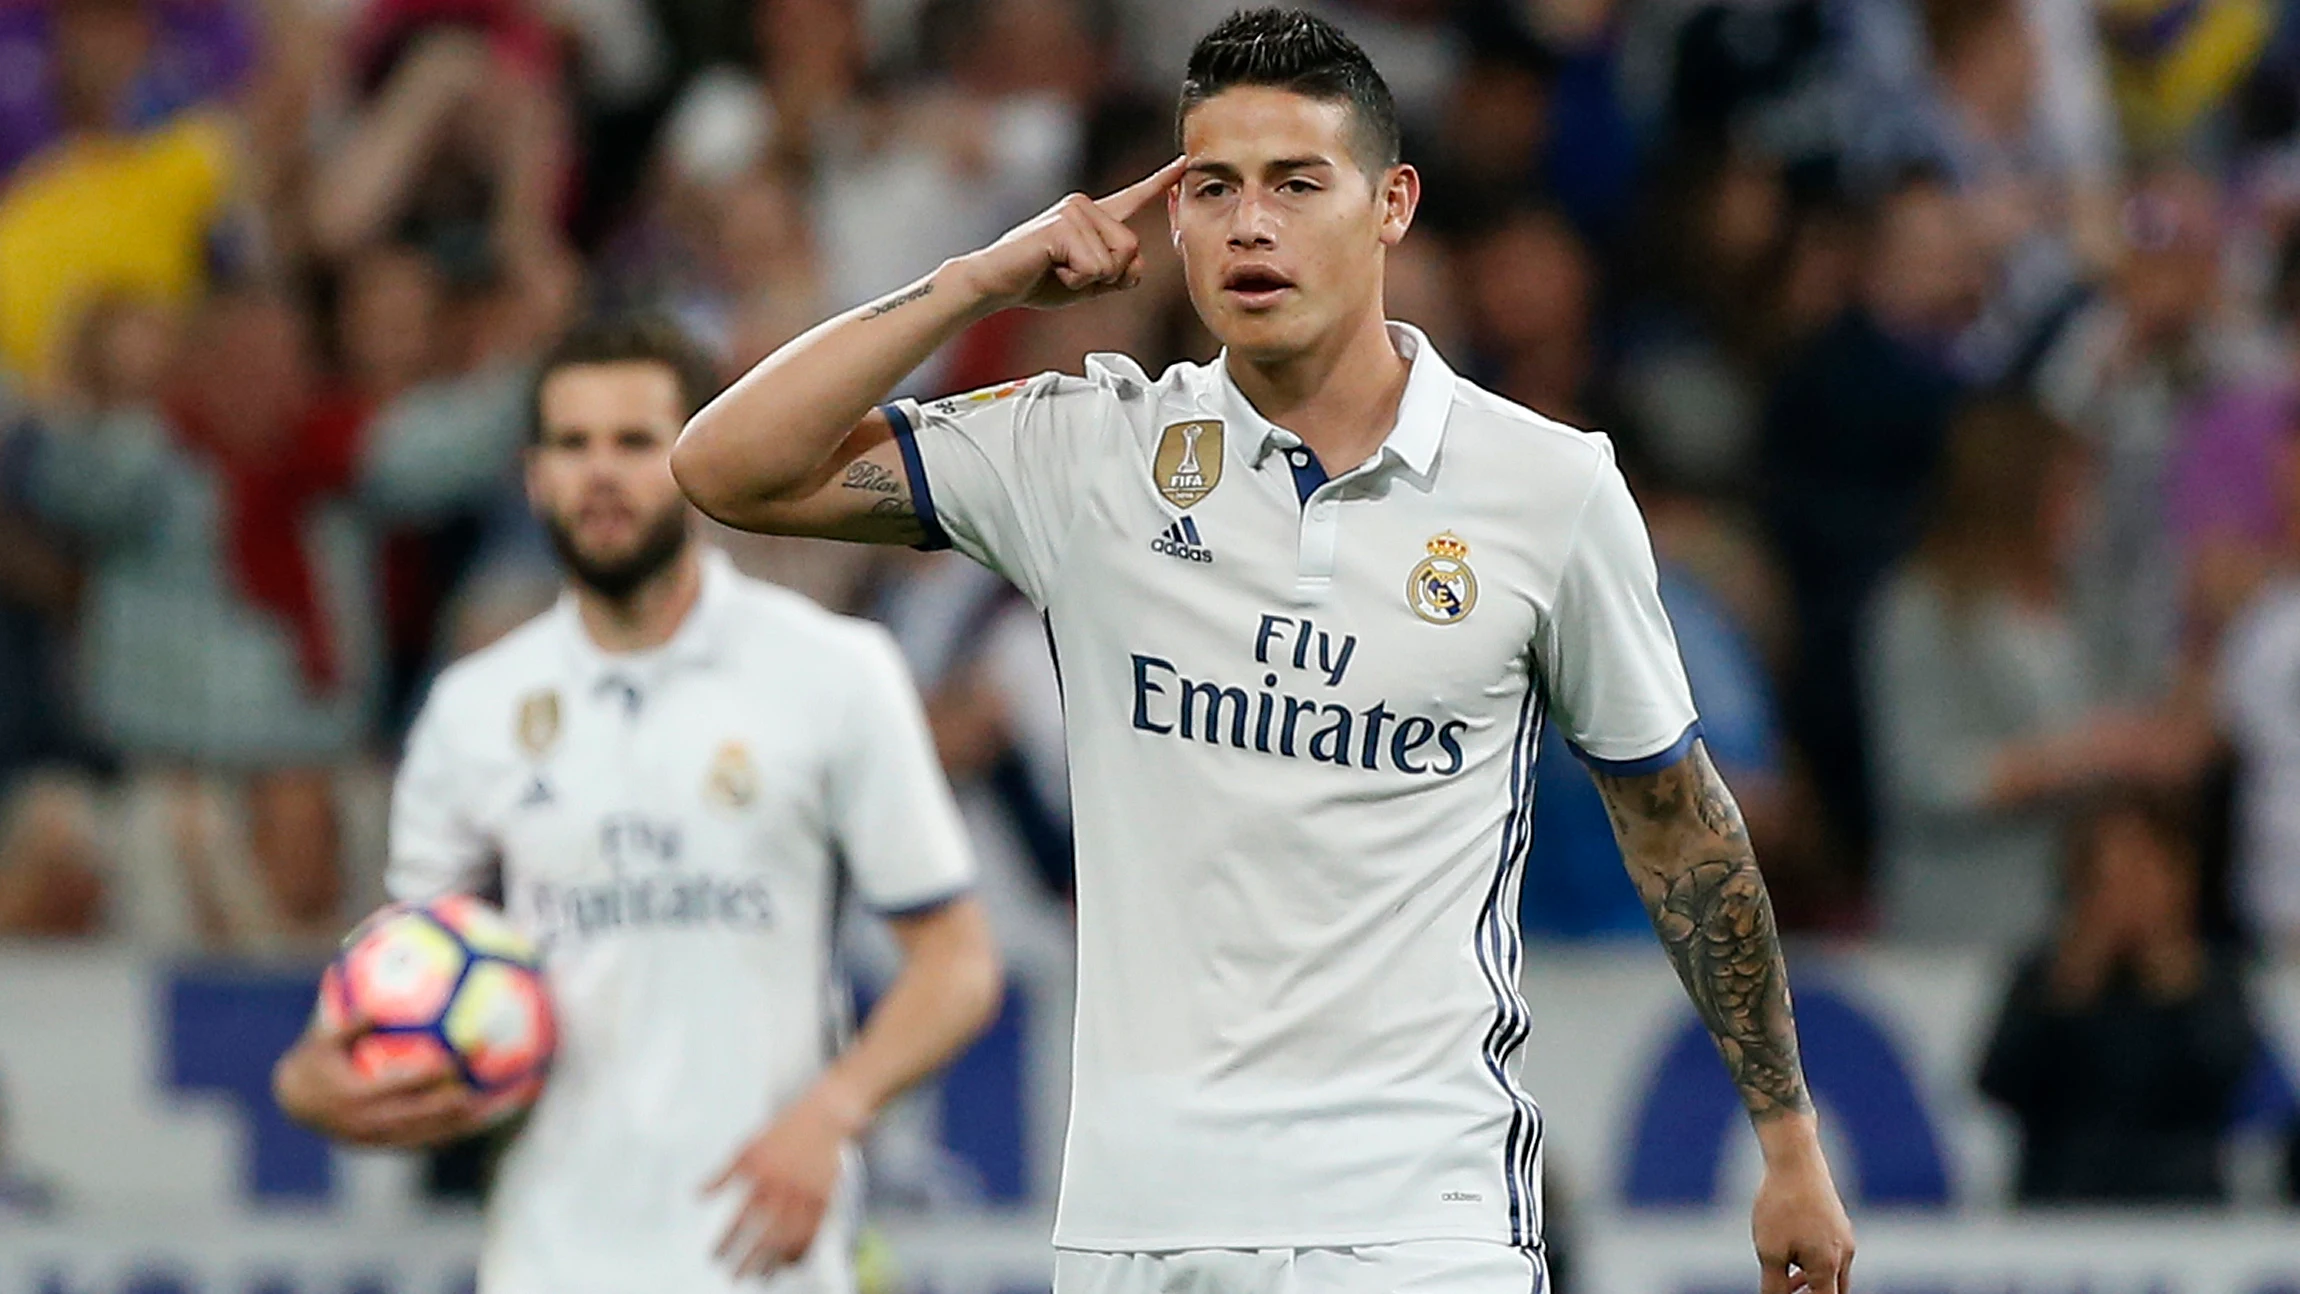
[[864, 282, 933, 318], [1592, 743, 1813, 1121]]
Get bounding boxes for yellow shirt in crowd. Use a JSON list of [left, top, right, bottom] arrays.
[[0, 113, 236, 390]]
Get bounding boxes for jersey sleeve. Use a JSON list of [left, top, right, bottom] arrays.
[[385, 681, 497, 902], [826, 625, 976, 915], [1535, 440, 1703, 775], [884, 366, 1125, 607]]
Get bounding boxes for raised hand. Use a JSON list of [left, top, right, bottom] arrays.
[[951, 156, 1188, 312]]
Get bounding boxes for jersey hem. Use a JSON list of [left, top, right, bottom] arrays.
[[1567, 718, 1703, 777], [1050, 1224, 1534, 1254], [882, 402, 952, 552]]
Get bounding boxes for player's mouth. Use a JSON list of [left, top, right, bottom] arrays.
[[575, 502, 639, 541], [1221, 265, 1295, 309]]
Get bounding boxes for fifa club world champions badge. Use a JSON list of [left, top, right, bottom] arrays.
[[1155, 420, 1224, 508], [1408, 532, 1478, 624]]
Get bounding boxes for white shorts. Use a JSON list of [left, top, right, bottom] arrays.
[[1053, 1240, 1546, 1294]]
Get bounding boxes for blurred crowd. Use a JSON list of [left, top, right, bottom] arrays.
[[4, 0, 2300, 1203]]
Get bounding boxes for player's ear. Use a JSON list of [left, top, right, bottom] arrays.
[[521, 444, 548, 513], [1378, 164, 1419, 248]]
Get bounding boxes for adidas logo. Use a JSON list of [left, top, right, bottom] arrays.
[[1150, 515, 1215, 564]]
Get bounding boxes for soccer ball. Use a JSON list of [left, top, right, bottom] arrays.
[[318, 895, 556, 1117]]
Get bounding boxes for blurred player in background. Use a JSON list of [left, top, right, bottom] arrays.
[[273, 317, 1002, 1293], [676, 8, 1854, 1294]]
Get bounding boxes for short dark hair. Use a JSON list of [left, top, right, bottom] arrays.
[[528, 316, 720, 444], [1177, 8, 1400, 174]]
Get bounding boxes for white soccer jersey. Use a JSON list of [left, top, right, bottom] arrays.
[[386, 548, 974, 1294], [2217, 579, 2300, 941], [886, 323, 1700, 1252]]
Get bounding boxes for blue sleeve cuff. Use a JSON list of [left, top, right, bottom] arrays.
[[871, 884, 972, 920], [1567, 720, 1703, 777], [881, 402, 951, 552]]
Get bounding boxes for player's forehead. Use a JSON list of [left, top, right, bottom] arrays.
[[1179, 85, 1358, 177], [537, 361, 685, 430]]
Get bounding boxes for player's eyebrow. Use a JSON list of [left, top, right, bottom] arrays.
[[1184, 156, 1336, 182]]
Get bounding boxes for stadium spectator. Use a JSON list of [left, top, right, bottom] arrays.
[[304, 25, 570, 281], [1412, 26, 1555, 240], [1979, 797, 2261, 1203], [1460, 204, 1598, 426], [0, 775, 106, 939], [0, 0, 257, 184], [1612, 147, 1796, 489], [1762, 171, 1977, 867], [2213, 404, 2300, 956], [1866, 396, 2210, 945], [0, 1, 246, 394], [3, 282, 535, 953], [2034, 168, 2285, 704], [2100, 0, 2278, 156]]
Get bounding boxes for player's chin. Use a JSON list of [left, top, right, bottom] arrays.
[[1212, 305, 1316, 357]]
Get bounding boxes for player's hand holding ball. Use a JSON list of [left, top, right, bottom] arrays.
[[703, 1079, 866, 1279], [948, 156, 1186, 312], [274, 896, 556, 1149]]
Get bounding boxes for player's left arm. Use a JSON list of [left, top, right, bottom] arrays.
[[708, 626, 1000, 1278], [1592, 743, 1855, 1294], [707, 896, 1000, 1278]]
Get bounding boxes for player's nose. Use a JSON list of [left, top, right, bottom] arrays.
[[1226, 197, 1278, 249]]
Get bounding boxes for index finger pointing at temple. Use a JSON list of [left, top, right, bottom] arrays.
[[1098, 156, 1189, 221]]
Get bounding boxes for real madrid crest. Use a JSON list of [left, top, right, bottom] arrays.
[[516, 690, 561, 756], [704, 740, 759, 810], [1153, 420, 1224, 508], [1407, 532, 1478, 625]]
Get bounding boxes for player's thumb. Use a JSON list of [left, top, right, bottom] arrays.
[[701, 1153, 746, 1197], [323, 1007, 378, 1044], [1758, 1253, 1793, 1294]]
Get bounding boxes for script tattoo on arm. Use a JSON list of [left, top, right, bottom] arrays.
[[839, 459, 916, 521], [1592, 742, 1814, 1121], [863, 282, 934, 318]]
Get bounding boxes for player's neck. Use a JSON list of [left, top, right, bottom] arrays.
[[1224, 309, 1408, 476], [573, 545, 704, 655]]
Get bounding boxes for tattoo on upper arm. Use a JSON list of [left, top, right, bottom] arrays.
[[842, 461, 903, 494], [864, 282, 934, 318], [840, 459, 916, 522], [1592, 744, 1813, 1121]]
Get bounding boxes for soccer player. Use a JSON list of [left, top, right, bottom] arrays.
[[673, 8, 1857, 1293], [272, 318, 1002, 1293]]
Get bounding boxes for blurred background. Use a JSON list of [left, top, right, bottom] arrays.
[[2, 0, 2300, 1288]]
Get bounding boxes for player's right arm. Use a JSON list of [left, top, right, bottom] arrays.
[[273, 677, 493, 1148], [274, 1013, 487, 1149], [669, 157, 1185, 542]]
